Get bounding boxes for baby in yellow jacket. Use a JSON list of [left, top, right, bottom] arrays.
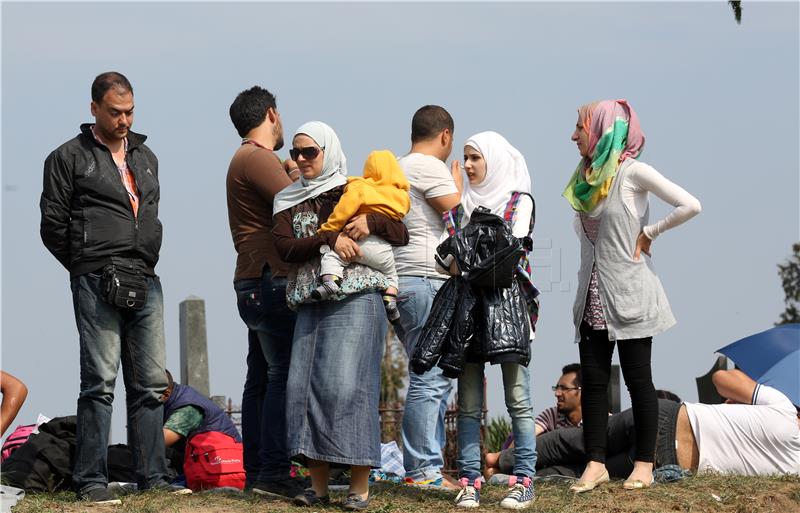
[[314, 150, 411, 322]]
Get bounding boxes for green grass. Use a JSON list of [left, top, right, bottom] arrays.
[[10, 475, 800, 513]]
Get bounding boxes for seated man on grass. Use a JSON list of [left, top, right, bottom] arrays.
[[162, 371, 241, 452], [485, 363, 583, 477], [160, 371, 245, 491]]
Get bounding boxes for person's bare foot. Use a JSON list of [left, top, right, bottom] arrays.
[[440, 474, 462, 490]]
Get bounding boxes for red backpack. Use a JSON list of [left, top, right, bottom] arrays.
[[183, 431, 245, 491]]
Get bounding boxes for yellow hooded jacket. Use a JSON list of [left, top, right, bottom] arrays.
[[319, 150, 411, 233]]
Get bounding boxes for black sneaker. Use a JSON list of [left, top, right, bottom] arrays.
[[252, 478, 305, 500], [150, 482, 192, 495], [107, 482, 138, 496], [342, 492, 370, 510], [76, 486, 122, 505], [294, 488, 330, 507]]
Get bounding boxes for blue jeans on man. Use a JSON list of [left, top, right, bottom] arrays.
[[395, 276, 453, 483], [235, 270, 296, 486], [70, 271, 169, 493]]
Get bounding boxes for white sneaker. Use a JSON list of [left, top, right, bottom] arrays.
[[454, 477, 481, 508]]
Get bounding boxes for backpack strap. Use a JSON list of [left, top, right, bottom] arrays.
[[503, 192, 535, 236], [503, 192, 521, 224], [442, 204, 464, 236], [503, 192, 540, 330]]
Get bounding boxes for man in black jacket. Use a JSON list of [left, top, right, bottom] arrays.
[[40, 72, 172, 505]]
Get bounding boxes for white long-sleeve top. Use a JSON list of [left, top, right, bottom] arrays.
[[574, 160, 702, 240]]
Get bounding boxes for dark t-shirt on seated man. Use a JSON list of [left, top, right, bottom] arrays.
[[163, 382, 241, 450]]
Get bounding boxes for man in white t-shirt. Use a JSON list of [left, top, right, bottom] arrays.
[[394, 105, 462, 488], [680, 369, 800, 476]]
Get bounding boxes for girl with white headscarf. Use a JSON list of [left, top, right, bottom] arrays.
[[460, 131, 532, 224], [449, 131, 538, 509], [271, 121, 409, 508]]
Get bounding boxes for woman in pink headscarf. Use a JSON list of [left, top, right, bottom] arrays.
[[563, 100, 701, 492]]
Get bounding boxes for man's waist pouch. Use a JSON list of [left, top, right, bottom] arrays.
[[101, 258, 148, 310]]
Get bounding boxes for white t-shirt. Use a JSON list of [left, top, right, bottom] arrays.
[[394, 153, 458, 277], [685, 384, 800, 476]]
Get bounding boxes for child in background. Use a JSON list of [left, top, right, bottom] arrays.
[[314, 150, 411, 322]]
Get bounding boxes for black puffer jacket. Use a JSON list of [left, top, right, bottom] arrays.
[[40, 124, 163, 277], [411, 208, 531, 378]]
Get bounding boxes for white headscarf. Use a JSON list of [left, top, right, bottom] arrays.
[[273, 121, 349, 216], [461, 131, 532, 219]]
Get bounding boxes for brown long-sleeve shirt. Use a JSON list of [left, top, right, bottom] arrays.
[[226, 144, 293, 281]]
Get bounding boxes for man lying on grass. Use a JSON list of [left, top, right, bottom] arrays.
[[536, 369, 800, 483]]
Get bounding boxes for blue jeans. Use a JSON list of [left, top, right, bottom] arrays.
[[235, 271, 296, 483], [241, 329, 265, 484], [395, 276, 453, 480], [70, 271, 169, 492], [457, 362, 537, 480]]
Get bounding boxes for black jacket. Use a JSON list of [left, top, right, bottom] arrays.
[[411, 209, 531, 378], [2, 415, 180, 492], [40, 124, 163, 277]]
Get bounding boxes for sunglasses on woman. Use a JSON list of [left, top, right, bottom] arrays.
[[289, 146, 324, 161]]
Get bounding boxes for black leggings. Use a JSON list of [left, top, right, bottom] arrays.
[[578, 322, 657, 464]]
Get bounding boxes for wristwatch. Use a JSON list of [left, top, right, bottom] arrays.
[[320, 244, 331, 255]]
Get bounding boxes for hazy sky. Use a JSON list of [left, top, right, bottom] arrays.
[[2, 2, 798, 444]]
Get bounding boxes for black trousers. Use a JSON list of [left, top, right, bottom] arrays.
[[578, 322, 657, 464], [535, 399, 680, 477]]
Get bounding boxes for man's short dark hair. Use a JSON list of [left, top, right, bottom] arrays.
[[229, 86, 277, 138], [411, 105, 454, 143], [562, 363, 582, 388], [91, 72, 133, 103]]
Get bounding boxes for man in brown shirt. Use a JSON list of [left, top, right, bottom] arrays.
[[226, 86, 301, 499]]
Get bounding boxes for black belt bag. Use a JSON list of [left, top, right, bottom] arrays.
[[101, 263, 148, 310]]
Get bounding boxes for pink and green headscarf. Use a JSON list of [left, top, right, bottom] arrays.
[[563, 99, 645, 212]]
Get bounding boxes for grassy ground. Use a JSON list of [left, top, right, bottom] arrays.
[[11, 475, 800, 513]]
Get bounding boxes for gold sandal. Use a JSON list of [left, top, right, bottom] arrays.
[[622, 478, 653, 490], [569, 470, 609, 493]]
